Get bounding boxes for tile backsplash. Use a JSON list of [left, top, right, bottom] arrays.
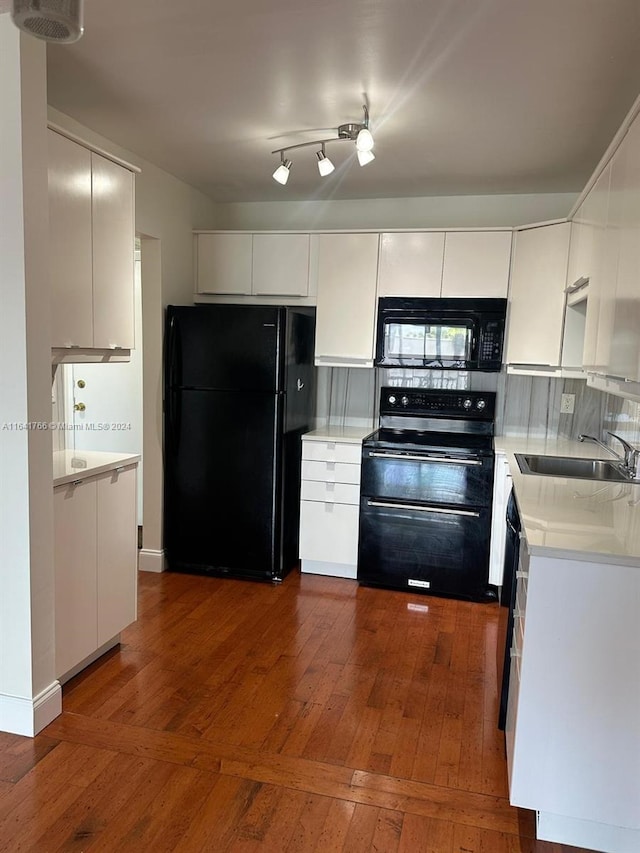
[[315, 367, 640, 453]]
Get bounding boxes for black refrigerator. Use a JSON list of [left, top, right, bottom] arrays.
[[164, 304, 315, 581]]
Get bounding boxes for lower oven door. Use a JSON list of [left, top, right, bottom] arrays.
[[357, 497, 492, 601]]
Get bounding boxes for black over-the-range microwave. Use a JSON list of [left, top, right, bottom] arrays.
[[375, 296, 508, 372]]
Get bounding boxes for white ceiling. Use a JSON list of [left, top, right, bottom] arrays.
[[37, 0, 640, 202]]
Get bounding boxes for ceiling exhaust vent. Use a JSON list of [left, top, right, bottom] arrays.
[[11, 0, 84, 44]]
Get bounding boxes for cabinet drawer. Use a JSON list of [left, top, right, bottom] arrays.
[[299, 500, 359, 565], [302, 459, 361, 485], [302, 440, 362, 464], [301, 479, 360, 505]]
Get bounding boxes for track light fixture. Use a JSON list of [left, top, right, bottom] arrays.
[[272, 105, 375, 185], [10, 0, 84, 43], [272, 153, 292, 185], [316, 144, 335, 177]]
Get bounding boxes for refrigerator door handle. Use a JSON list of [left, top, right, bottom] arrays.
[[167, 314, 182, 389], [166, 313, 182, 453]]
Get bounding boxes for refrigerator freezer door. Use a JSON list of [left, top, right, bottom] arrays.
[[166, 304, 283, 392], [164, 388, 283, 579]]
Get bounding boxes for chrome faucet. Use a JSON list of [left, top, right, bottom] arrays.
[[579, 432, 640, 480]]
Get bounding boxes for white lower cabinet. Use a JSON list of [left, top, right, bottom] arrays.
[[505, 538, 640, 853], [299, 436, 363, 578], [54, 464, 138, 680]]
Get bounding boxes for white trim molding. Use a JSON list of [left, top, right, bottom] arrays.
[[138, 548, 166, 573], [0, 681, 62, 737]]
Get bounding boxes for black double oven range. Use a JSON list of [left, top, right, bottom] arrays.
[[358, 387, 497, 602]]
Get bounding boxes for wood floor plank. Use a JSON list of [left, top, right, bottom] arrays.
[[114, 764, 219, 852], [370, 807, 403, 853], [403, 813, 457, 852], [341, 802, 381, 853], [171, 775, 262, 853], [0, 732, 59, 783]]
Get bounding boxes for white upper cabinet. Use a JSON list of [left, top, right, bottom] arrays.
[[441, 231, 512, 298], [196, 233, 253, 295], [91, 153, 135, 349], [506, 222, 571, 367], [252, 234, 310, 297], [377, 230, 511, 299], [314, 233, 380, 367], [195, 232, 311, 298], [48, 129, 136, 353], [48, 130, 94, 349], [608, 113, 640, 382], [581, 162, 612, 371], [593, 135, 627, 376], [377, 232, 444, 296]]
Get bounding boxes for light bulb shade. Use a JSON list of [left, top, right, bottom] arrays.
[[316, 151, 335, 177], [356, 127, 374, 152], [272, 159, 292, 185], [357, 149, 375, 167], [11, 0, 84, 43]]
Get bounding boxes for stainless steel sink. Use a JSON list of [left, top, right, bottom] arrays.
[[515, 453, 631, 482]]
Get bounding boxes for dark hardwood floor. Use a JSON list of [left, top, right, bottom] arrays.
[[0, 570, 596, 852]]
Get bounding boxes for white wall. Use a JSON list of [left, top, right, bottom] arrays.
[[0, 20, 59, 735], [216, 192, 578, 231], [46, 108, 221, 570]]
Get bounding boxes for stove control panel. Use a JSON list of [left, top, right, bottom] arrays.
[[380, 387, 495, 419]]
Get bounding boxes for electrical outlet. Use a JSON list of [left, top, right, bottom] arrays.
[[560, 393, 575, 414]]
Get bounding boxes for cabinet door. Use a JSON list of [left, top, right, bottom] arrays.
[[54, 480, 98, 677], [48, 130, 93, 348], [594, 136, 627, 375], [377, 232, 444, 296], [299, 500, 360, 564], [252, 234, 310, 297], [91, 153, 135, 349], [441, 231, 512, 298], [582, 163, 612, 370], [96, 466, 137, 646], [506, 223, 571, 366], [314, 233, 380, 366], [196, 233, 253, 295], [608, 116, 640, 382], [566, 205, 590, 289]]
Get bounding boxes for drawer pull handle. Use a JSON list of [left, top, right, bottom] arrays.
[[71, 479, 83, 486]]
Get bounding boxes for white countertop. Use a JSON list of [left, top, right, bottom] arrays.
[[303, 425, 375, 443], [495, 436, 640, 566], [53, 450, 140, 487]]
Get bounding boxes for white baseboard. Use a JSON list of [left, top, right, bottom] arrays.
[[300, 559, 358, 579], [0, 681, 62, 737], [138, 548, 166, 573], [537, 810, 640, 853]]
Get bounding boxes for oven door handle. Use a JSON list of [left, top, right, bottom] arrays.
[[367, 499, 481, 518], [368, 451, 482, 466]]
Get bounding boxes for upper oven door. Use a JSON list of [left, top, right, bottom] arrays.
[[361, 446, 494, 508]]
